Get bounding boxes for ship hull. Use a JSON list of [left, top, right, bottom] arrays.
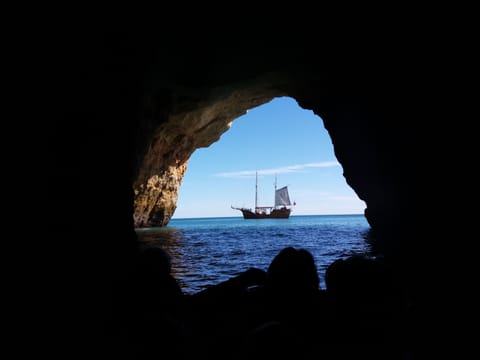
[[240, 207, 291, 219]]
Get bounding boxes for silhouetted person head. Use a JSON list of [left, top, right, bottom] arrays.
[[266, 246, 320, 295]]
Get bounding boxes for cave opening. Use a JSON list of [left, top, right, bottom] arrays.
[[135, 96, 372, 294], [173, 96, 366, 219]]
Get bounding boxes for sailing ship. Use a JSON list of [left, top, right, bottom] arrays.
[[231, 172, 295, 219]]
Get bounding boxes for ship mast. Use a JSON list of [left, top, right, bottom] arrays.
[[274, 174, 277, 209], [255, 171, 258, 210]]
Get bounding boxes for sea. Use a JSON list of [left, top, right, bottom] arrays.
[[135, 214, 375, 295]]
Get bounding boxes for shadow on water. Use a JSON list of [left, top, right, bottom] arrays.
[[361, 228, 397, 259], [135, 227, 192, 290], [136, 226, 185, 249]]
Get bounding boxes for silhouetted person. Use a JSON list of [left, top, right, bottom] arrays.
[[129, 246, 188, 358], [239, 246, 328, 357], [185, 266, 267, 359], [325, 255, 408, 359]]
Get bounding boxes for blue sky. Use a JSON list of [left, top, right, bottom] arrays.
[[172, 96, 366, 219]]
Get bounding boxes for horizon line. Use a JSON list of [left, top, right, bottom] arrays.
[[170, 212, 365, 221]]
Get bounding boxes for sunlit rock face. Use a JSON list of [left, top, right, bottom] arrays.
[[133, 166, 186, 227]]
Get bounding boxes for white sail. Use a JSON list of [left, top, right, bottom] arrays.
[[274, 186, 291, 207]]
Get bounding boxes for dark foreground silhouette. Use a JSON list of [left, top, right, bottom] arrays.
[[110, 246, 413, 359]]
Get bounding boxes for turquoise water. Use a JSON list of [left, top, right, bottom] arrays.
[[135, 214, 373, 295]]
